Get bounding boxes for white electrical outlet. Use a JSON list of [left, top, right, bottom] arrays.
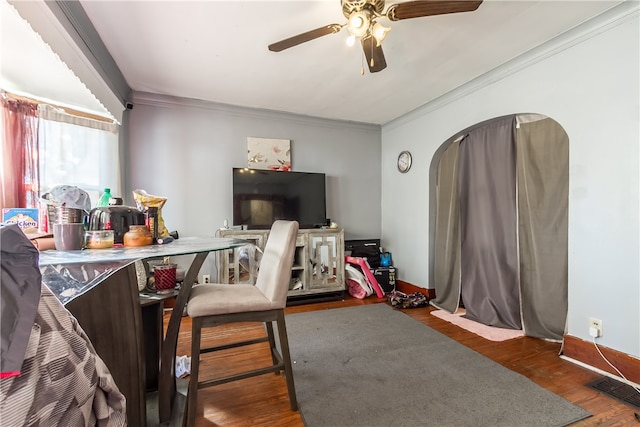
[[588, 317, 602, 337], [202, 274, 211, 284]]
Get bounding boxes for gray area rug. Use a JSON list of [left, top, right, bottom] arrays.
[[285, 304, 590, 427]]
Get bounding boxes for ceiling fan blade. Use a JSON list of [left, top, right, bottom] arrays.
[[386, 0, 482, 21], [268, 24, 343, 52], [361, 37, 387, 73]]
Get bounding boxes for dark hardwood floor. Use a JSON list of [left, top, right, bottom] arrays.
[[167, 296, 639, 426]]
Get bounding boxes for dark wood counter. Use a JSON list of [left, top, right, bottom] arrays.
[[39, 237, 246, 426]]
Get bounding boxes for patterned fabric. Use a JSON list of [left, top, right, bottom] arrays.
[[0, 285, 126, 426], [387, 290, 429, 309]]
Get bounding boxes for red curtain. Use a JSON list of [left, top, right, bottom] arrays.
[[1, 97, 39, 209]]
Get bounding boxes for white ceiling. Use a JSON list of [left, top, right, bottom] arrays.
[[1, 0, 624, 125]]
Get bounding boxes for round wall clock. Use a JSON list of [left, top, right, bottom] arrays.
[[397, 150, 412, 173]]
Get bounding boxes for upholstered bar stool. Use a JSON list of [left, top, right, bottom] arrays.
[[184, 220, 299, 426]]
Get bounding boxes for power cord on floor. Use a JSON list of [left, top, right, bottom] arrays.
[[591, 336, 640, 422]]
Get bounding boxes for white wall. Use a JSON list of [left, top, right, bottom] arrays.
[[381, 5, 639, 357]]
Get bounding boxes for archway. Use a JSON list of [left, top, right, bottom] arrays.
[[428, 114, 569, 340]]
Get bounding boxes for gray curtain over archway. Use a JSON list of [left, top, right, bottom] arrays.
[[458, 116, 521, 330], [433, 139, 461, 311], [431, 115, 569, 340]]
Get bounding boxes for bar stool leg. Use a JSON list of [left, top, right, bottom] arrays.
[[186, 318, 202, 427]]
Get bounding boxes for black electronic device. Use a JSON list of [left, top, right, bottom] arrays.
[[232, 168, 326, 229], [88, 206, 145, 244], [345, 239, 381, 268]]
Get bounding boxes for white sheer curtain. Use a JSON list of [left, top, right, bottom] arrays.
[[38, 105, 120, 206]]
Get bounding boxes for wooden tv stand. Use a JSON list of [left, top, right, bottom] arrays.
[[215, 228, 345, 299]]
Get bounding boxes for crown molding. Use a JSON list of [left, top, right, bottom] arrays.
[[131, 91, 381, 133]]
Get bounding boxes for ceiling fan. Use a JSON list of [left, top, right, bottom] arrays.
[[268, 0, 483, 73]]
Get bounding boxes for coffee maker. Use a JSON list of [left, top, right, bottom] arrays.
[[88, 206, 145, 244]]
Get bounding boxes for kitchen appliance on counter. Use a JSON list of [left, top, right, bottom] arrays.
[[88, 206, 145, 244]]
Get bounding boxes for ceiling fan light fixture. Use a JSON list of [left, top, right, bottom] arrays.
[[347, 11, 370, 38], [372, 22, 390, 46], [268, 0, 485, 74], [346, 34, 356, 47]]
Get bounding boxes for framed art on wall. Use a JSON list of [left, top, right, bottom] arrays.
[[247, 137, 291, 171]]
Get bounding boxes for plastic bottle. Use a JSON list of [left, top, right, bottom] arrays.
[[96, 188, 112, 207]]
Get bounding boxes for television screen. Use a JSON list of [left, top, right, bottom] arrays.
[[232, 168, 327, 229]]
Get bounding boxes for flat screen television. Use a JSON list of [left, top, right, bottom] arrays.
[[232, 168, 327, 229]]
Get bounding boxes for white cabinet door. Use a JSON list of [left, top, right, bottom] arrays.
[[308, 231, 344, 292], [215, 230, 267, 284]]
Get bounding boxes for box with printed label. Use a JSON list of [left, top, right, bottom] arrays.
[[2, 208, 39, 230], [371, 267, 396, 294]]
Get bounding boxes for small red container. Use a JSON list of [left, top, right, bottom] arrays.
[[154, 263, 177, 291]]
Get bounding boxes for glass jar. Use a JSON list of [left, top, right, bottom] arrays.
[[85, 230, 114, 249], [123, 225, 153, 247]]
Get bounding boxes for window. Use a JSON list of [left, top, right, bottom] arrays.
[[1, 96, 120, 211], [38, 105, 120, 205]]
